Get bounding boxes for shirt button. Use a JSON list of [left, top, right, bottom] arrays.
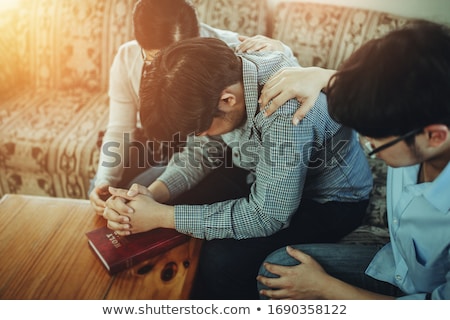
[[393, 219, 398, 224], [395, 275, 402, 281]]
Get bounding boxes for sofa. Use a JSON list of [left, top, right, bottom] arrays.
[[0, 0, 420, 244]]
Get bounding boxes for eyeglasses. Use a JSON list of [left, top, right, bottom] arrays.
[[362, 128, 423, 158]]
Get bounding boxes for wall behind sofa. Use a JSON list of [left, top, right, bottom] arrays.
[[267, 0, 450, 25]]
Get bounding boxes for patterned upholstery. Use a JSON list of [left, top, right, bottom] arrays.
[[0, 0, 136, 197], [271, 2, 413, 70], [192, 0, 268, 36], [0, 9, 21, 99], [340, 157, 390, 244], [9, 0, 135, 92], [0, 0, 421, 245], [0, 90, 108, 197]]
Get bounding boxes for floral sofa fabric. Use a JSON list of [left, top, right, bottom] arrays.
[[271, 2, 413, 70], [0, 0, 419, 244], [192, 0, 268, 36], [0, 0, 135, 197]]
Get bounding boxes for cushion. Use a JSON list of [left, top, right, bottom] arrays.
[[0, 89, 108, 198]]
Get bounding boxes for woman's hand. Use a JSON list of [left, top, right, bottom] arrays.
[[89, 183, 111, 215], [237, 35, 285, 53], [259, 67, 336, 125]]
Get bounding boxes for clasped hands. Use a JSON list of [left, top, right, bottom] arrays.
[[102, 184, 175, 236]]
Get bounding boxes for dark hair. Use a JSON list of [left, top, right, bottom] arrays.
[[133, 0, 199, 50], [139, 37, 242, 142], [327, 20, 450, 138]]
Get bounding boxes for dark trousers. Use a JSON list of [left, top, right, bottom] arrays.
[[170, 166, 368, 300]]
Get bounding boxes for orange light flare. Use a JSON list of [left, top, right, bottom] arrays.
[[0, 0, 19, 13]]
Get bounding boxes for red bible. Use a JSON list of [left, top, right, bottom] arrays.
[[86, 226, 190, 275]]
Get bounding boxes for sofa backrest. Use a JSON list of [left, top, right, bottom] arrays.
[[271, 2, 415, 70], [1, 0, 423, 96], [192, 0, 268, 36], [9, 0, 135, 93]]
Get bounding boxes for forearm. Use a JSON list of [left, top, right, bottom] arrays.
[[96, 127, 134, 187], [98, 88, 138, 186], [174, 178, 301, 240], [148, 180, 171, 203], [157, 136, 216, 199], [156, 203, 175, 229], [320, 275, 395, 300]]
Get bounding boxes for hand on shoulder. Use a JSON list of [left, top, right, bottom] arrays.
[[259, 67, 336, 125]]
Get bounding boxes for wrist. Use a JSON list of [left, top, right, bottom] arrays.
[[158, 204, 175, 229], [315, 273, 339, 299], [320, 68, 337, 92], [94, 179, 110, 188]]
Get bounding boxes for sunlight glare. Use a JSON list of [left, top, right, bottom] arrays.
[[0, 0, 20, 12]]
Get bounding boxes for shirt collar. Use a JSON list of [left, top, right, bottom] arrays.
[[423, 161, 450, 214], [239, 55, 263, 127]]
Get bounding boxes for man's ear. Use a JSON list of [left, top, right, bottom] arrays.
[[423, 124, 449, 147], [217, 91, 237, 113]]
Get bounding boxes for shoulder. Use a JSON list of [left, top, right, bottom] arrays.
[[241, 52, 299, 83], [241, 51, 293, 66], [109, 40, 142, 92], [199, 23, 240, 45], [115, 40, 141, 57], [199, 23, 216, 36], [111, 40, 141, 73], [265, 93, 335, 136], [264, 90, 328, 122]]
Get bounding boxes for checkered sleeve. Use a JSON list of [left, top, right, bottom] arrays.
[[157, 135, 216, 199], [174, 103, 315, 240]]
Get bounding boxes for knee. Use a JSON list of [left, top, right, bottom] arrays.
[[258, 246, 300, 278]]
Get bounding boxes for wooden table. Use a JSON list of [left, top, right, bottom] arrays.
[[0, 194, 202, 299]]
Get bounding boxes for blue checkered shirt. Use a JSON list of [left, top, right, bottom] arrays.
[[158, 51, 373, 240]]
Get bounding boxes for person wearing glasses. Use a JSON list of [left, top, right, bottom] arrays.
[[102, 36, 373, 299], [89, 0, 297, 214], [257, 20, 450, 300]]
